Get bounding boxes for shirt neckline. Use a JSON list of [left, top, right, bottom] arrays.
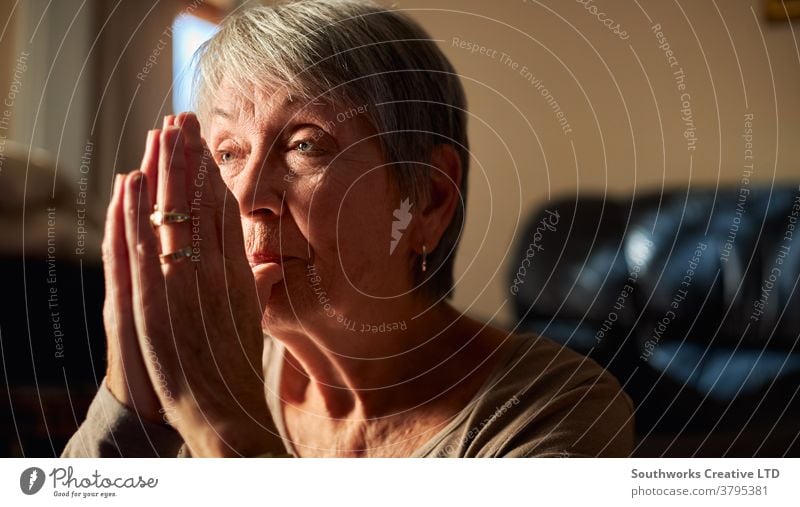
[[266, 332, 529, 458], [408, 332, 529, 457]]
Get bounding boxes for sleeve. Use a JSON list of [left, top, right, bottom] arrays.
[[60, 378, 184, 458], [498, 372, 636, 458]]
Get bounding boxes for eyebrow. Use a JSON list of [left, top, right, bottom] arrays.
[[212, 107, 233, 119]]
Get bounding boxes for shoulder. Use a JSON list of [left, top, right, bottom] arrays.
[[438, 333, 635, 457]]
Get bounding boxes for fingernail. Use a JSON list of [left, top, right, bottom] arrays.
[[129, 171, 142, 188], [113, 173, 123, 193], [166, 126, 181, 146], [176, 112, 188, 128], [147, 130, 159, 150], [142, 131, 155, 162]]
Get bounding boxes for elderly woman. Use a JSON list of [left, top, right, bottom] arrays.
[[63, 0, 633, 458]]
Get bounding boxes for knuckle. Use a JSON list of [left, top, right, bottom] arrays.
[[135, 241, 158, 260], [101, 239, 115, 264], [159, 128, 173, 146]]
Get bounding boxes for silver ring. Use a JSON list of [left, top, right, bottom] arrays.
[[150, 209, 191, 227], [159, 246, 193, 265]]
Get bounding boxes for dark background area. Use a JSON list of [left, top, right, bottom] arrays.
[[1, 257, 105, 457]]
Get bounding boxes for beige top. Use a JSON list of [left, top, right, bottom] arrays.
[[265, 333, 634, 457], [62, 333, 634, 458]]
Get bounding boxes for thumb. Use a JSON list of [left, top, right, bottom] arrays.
[[252, 262, 284, 314]]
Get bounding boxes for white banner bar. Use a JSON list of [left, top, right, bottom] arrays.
[[1, 458, 796, 505]]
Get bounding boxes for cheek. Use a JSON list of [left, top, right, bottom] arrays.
[[307, 172, 400, 294], [218, 166, 236, 190]]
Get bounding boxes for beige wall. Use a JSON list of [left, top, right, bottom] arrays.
[[0, 2, 12, 96], [0, 0, 180, 255], [375, 0, 800, 325]]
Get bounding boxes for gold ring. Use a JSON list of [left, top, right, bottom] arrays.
[[150, 209, 191, 227], [159, 246, 193, 265]]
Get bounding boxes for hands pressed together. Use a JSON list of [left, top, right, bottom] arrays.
[[102, 113, 284, 457]]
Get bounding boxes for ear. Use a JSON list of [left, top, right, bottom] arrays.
[[414, 144, 463, 252]]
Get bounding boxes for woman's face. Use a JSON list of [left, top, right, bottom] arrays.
[[204, 84, 416, 334]]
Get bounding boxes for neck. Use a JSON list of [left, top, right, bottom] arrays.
[[269, 300, 492, 419]]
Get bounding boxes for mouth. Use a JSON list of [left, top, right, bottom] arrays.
[[247, 252, 294, 267]]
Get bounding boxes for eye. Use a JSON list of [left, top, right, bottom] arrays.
[[294, 140, 321, 154], [213, 138, 243, 166], [214, 144, 242, 166], [219, 151, 235, 164]]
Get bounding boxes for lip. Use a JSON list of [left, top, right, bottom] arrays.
[[247, 252, 294, 267]]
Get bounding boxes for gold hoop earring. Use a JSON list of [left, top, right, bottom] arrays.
[[421, 243, 427, 273]]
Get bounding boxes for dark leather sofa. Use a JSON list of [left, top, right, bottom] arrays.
[[510, 184, 800, 457]]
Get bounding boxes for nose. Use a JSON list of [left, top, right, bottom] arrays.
[[229, 146, 285, 219]]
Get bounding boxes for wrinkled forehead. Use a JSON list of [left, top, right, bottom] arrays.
[[202, 80, 350, 129]]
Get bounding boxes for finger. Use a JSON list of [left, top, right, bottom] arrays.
[[175, 113, 218, 265], [192, 126, 242, 255], [174, 111, 190, 132], [175, 112, 208, 206], [123, 171, 174, 381], [124, 171, 167, 334], [157, 127, 192, 260], [176, 112, 205, 188], [163, 114, 175, 129], [103, 174, 129, 306], [220, 187, 249, 262], [105, 173, 163, 418], [140, 129, 160, 210], [103, 174, 132, 379]]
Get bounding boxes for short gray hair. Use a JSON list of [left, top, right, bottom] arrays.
[[194, 0, 469, 301]]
